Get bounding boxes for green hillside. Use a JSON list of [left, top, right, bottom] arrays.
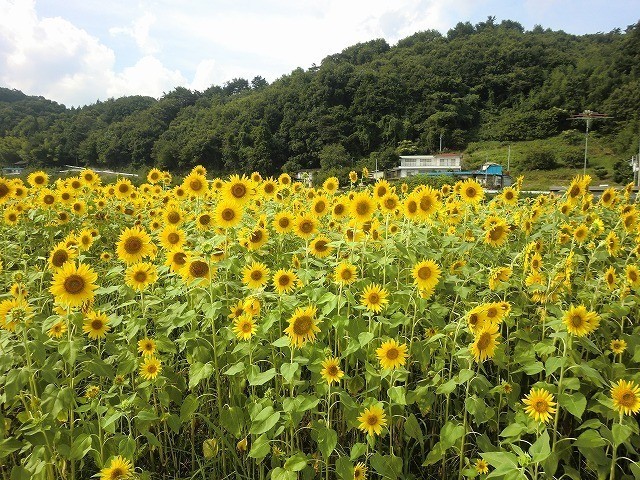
[[1, 17, 640, 187]]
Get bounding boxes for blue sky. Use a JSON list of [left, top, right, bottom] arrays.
[[0, 0, 637, 107]]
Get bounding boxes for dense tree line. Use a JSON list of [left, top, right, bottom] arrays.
[[1, 18, 639, 175]]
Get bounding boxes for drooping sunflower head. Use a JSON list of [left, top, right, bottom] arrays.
[[0, 298, 33, 331], [353, 462, 368, 480], [181, 257, 214, 285]]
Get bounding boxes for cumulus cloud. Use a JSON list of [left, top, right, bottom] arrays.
[[0, 0, 189, 105], [109, 12, 159, 55]]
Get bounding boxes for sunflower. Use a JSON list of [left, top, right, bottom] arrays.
[[500, 187, 518, 206], [159, 225, 186, 250], [379, 193, 400, 214], [611, 380, 640, 416], [627, 265, 640, 288], [242, 261, 270, 289], [181, 257, 214, 285], [278, 173, 291, 186], [48, 242, 76, 270], [376, 339, 408, 370], [233, 314, 257, 341], [125, 262, 158, 291], [214, 200, 243, 229], [357, 404, 387, 436], [195, 211, 214, 231], [361, 283, 389, 313], [0, 298, 32, 331], [320, 357, 344, 385], [485, 221, 509, 247], [163, 204, 185, 226], [27, 170, 49, 188], [349, 171, 358, 183], [471, 323, 500, 362], [38, 188, 57, 209], [309, 235, 334, 258], [353, 462, 367, 480], [563, 304, 599, 336], [244, 227, 269, 251], [323, 177, 339, 194], [488, 266, 512, 290], [611, 339, 627, 355], [573, 224, 588, 243], [243, 297, 261, 316], [137, 337, 157, 356], [474, 459, 489, 475], [522, 388, 557, 423], [284, 305, 320, 348], [262, 178, 278, 198], [599, 187, 617, 208], [165, 248, 188, 273], [566, 177, 585, 204], [114, 178, 134, 199], [373, 179, 391, 200], [223, 174, 253, 205], [334, 262, 357, 286], [50, 262, 98, 308], [0, 178, 14, 204], [147, 168, 163, 184], [273, 211, 294, 233], [604, 266, 617, 290], [183, 171, 208, 197], [459, 179, 484, 204], [3, 207, 20, 225], [10, 282, 27, 299], [403, 193, 420, 221], [99, 455, 134, 480], [116, 226, 154, 264], [311, 195, 330, 217], [82, 311, 110, 340], [139, 356, 162, 381], [48, 320, 67, 338], [416, 186, 440, 219], [294, 213, 318, 239], [350, 192, 376, 224], [605, 231, 620, 256], [466, 306, 488, 334], [412, 260, 441, 291]]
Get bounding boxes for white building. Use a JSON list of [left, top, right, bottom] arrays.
[[390, 154, 462, 178]]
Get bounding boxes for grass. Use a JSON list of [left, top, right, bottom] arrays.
[[462, 131, 624, 190]]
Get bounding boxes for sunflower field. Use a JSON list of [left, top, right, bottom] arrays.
[[1, 168, 640, 480]]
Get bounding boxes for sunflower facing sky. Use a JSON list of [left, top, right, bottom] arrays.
[[412, 259, 441, 291], [320, 357, 344, 385], [99, 455, 134, 480], [116, 226, 154, 264], [562, 304, 600, 337]]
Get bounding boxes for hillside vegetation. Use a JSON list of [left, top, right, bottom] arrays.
[[1, 17, 640, 185]]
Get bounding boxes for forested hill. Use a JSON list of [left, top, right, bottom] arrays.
[[1, 18, 640, 178]]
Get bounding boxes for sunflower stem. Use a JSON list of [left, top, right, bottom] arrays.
[[552, 336, 570, 451]]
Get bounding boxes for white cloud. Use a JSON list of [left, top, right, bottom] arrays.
[[107, 55, 186, 98], [109, 12, 159, 55]]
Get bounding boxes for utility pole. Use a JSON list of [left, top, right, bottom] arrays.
[[569, 110, 612, 175], [507, 145, 511, 173], [439, 131, 444, 153]]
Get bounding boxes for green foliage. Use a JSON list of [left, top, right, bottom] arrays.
[[523, 148, 557, 170]]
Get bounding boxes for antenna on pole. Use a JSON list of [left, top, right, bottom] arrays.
[[569, 110, 612, 175]]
